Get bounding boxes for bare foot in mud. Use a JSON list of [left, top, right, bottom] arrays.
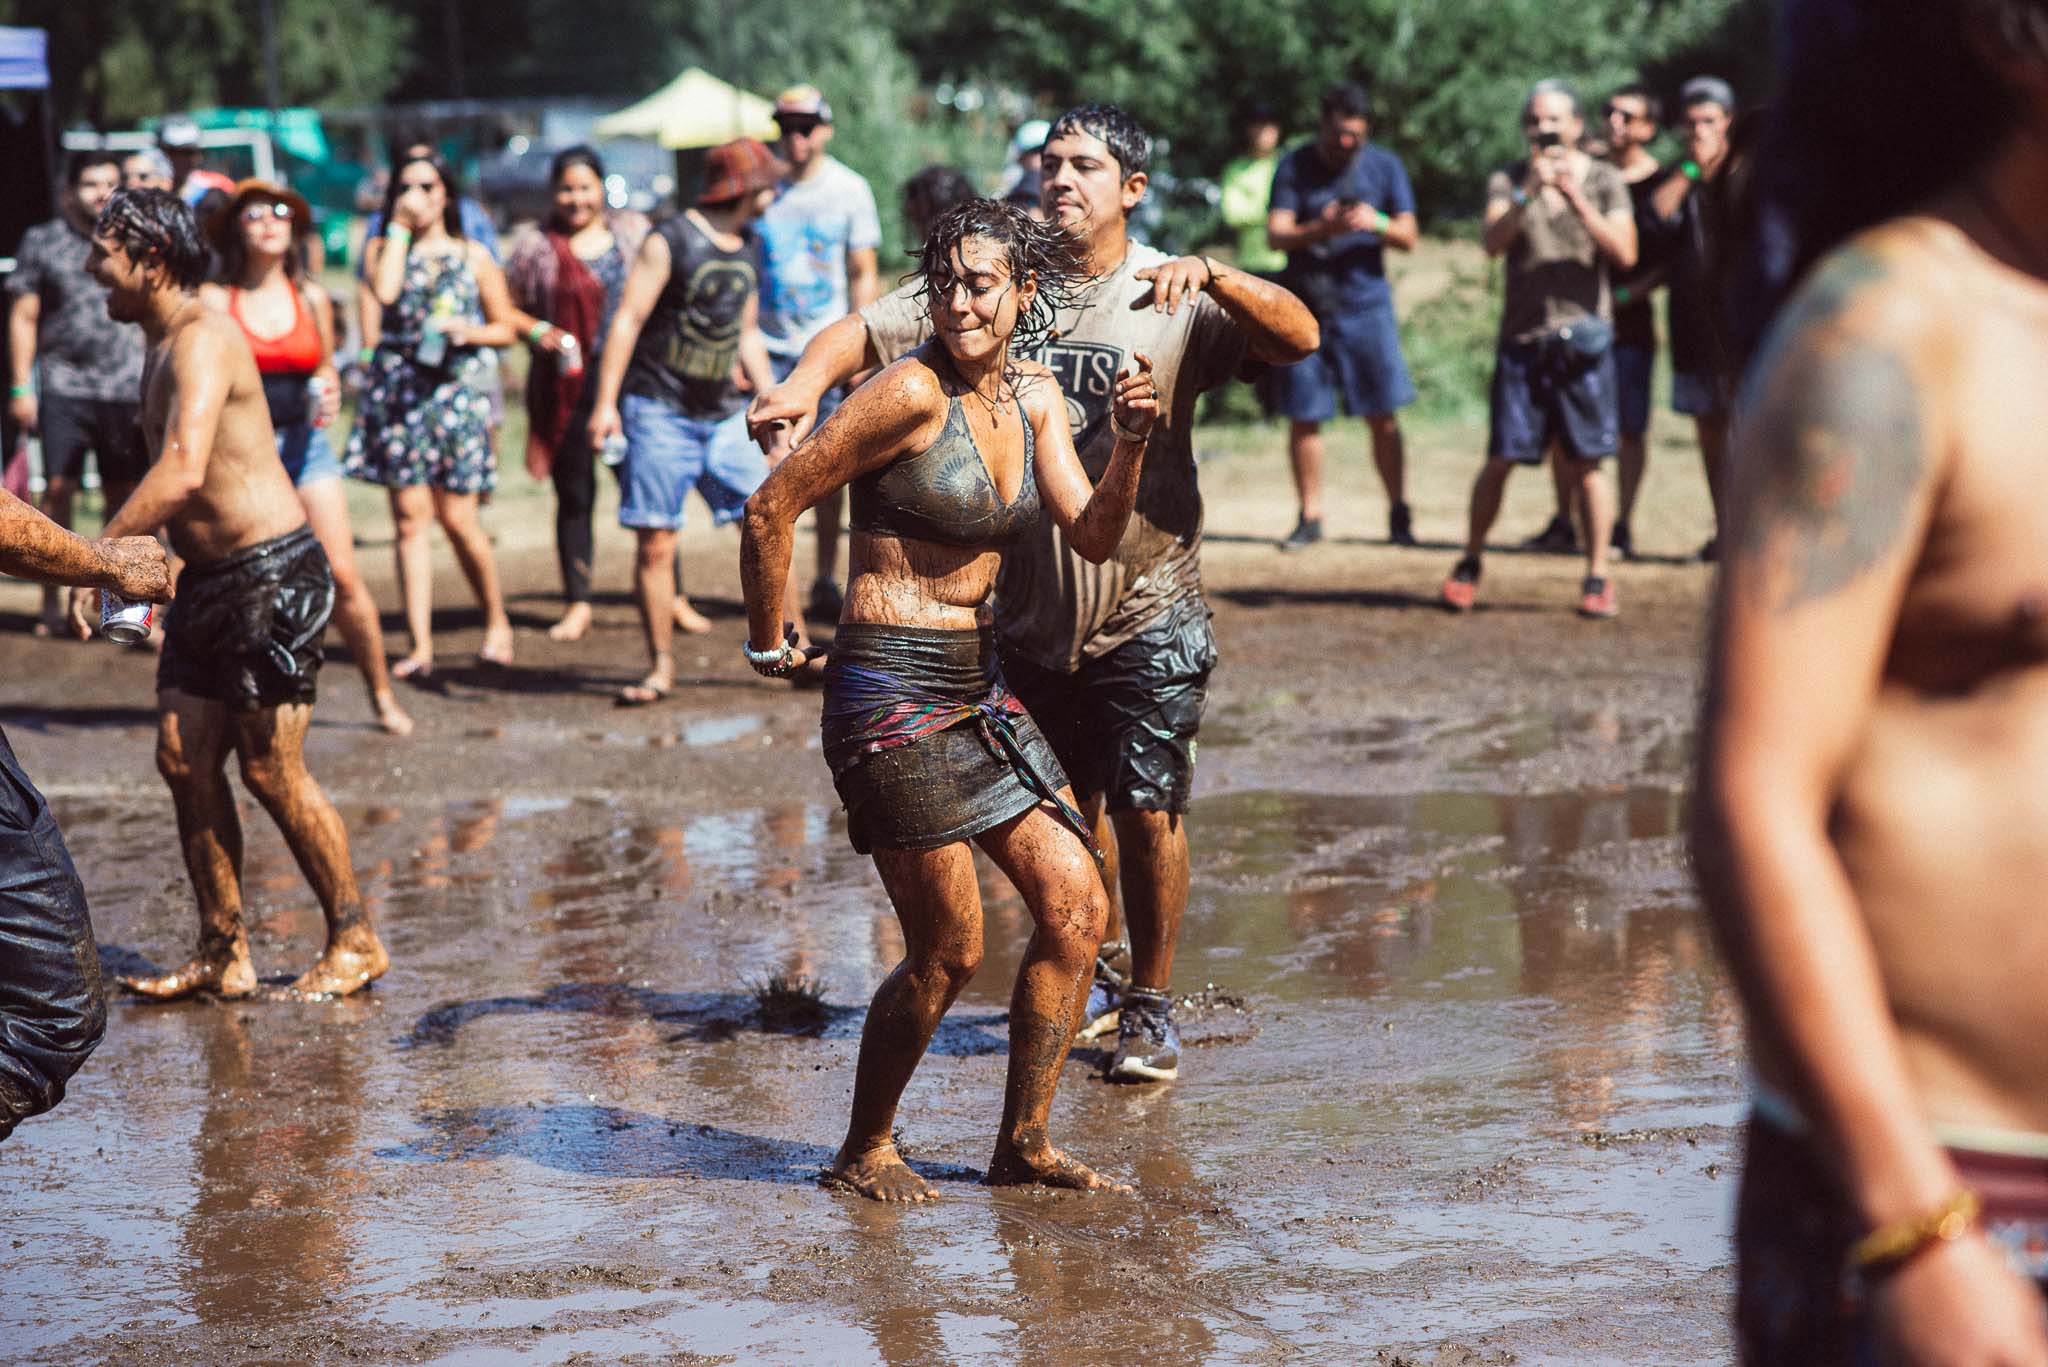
[[478, 623, 515, 667], [672, 596, 713, 635], [548, 601, 593, 642], [986, 1141, 1129, 1194], [373, 689, 414, 737], [822, 1142, 937, 1203], [284, 928, 389, 1001], [120, 946, 258, 1001]]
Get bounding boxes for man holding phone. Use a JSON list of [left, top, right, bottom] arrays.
[[1443, 80, 1636, 618], [1264, 81, 1420, 549]]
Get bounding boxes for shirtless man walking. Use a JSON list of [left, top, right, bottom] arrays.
[[1695, 3, 2048, 1359], [68, 189, 386, 1001], [750, 105, 1316, 1083]]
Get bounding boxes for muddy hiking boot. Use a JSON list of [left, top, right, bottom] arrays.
[[1077, 939, 1129, 1042], [1108, 988, 1181, 1083]]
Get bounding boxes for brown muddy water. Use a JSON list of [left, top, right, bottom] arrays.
[[0, 688, 1740, 1365]]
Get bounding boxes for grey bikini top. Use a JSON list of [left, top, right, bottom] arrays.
[[847, 394, 1041, 548]]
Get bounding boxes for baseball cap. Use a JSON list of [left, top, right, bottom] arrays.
[[1681, 76, 1737, 114], [698, 138, 789, 205], [774, 85, 834, 125]]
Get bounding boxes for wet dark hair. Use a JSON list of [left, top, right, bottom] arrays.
[[95, 188, 212, 290], [1607, 82, 1662, 125], [1321, 82, 1373, 122], [379, 153, 465, 241], [903, 165, 976, 234], [68, 150, 122, 187], [913, 198, 1089, 361], [1046, 103, 1151, 179], [1733, 0, 2026, 357], [549, 144, 606, 186]]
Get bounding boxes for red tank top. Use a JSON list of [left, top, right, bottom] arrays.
[[229, 284, 322, 374]]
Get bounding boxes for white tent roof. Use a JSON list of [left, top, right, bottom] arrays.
[[592, 68, 777, 150]]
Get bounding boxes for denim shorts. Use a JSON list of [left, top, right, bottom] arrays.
[[1259, 301, 1415, 422], [1672, 369, 1735, 418], [1613, 340, 1654, 439], [617, 393, 766, 531], [277, 424, 343, 487], [1487, 336, 1620, 464]]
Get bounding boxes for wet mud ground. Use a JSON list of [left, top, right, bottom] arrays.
[[1, 436, 1741, 1364]]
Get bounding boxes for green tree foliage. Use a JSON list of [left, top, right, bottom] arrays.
[[17, 0, 1771, 232], [890, 0, 1771, 217], [7, 0, 413, 127]]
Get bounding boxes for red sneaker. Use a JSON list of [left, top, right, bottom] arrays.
[[1440, 557, 1481, 612], [1578, 575, 1618, 619]]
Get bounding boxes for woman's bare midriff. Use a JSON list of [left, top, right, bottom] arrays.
[[1815, 671, 2048, 1135], [840, 530, 1003, 631]]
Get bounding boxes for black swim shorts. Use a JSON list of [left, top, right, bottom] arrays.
[[157, 525, 335, 711], [1002, 596, 1216, 815]]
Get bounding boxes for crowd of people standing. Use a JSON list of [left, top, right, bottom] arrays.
[[12, 9, 2048, 1355]]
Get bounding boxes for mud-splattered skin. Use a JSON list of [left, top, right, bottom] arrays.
[[742, 236, 1156, 1200], [1698, 198, 2048, 1353], [76, 240, 387, 1004]]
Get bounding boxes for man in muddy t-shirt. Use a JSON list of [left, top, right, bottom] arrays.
[[747, 103, 1317, 1084]]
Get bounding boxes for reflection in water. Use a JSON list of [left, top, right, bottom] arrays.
[[182, 1010, 362, 1325], [17, 714, 1736, 1363]]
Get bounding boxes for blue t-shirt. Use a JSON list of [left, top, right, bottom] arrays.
[[1268, 141, 1415, 310], [755, 157, 882, 358]]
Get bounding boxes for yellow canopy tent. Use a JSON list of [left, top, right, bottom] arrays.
[[592, 68, 777, 149]]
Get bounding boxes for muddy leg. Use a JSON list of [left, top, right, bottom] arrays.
[[825, 842, 985, 1203], [231, 703, 386, 999], [976, 796, 1126, 1193], [124, 690, 256, 1000], [1112, 807, 1189, 994]]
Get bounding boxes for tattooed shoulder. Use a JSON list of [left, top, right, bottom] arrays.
[[1733, 245, 1931, 609]]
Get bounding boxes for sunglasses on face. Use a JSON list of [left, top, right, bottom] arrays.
[[241, 202, 293, 223], [776, 118, 824, 137]]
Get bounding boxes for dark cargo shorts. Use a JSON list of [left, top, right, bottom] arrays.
[[1002, 598, 1217, 815]]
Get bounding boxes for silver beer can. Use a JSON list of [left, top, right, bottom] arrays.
[[99, 592, 156, 645]]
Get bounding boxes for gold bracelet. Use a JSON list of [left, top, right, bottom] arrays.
[[1845, 1188, 1982, 1276]]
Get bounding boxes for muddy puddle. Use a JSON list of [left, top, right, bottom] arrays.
[[0, 704, 1739, 1365]]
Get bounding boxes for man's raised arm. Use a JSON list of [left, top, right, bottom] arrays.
[[744, 312, 879, 452]]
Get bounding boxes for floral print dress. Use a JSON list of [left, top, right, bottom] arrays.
[[345, 249, 495, 494]]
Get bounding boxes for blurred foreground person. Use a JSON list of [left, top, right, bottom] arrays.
[[741, 199, 1154, 1199], [1695, 2, 2048, 1360], [75, 190, 386, 1001], [0, 491, 168, 1139]]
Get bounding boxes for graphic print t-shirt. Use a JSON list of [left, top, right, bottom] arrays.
[[755, 157, 882, 358], [862, 243, 1253, 672], [624, 213, 762, 421]]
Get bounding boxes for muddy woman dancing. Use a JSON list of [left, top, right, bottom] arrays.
[[740, 200, 1156, 1201]]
